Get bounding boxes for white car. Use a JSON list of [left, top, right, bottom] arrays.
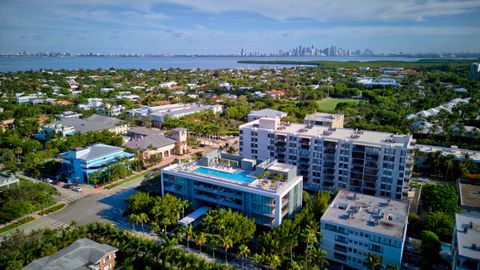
[[73, 187, 82, 192]]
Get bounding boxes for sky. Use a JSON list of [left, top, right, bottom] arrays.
[[0, 0, 479, 55]]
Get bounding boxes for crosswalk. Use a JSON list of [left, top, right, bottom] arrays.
[[102, 189, 136, 200], [64, 193, 85, 203], [36, 216, 70, 230]]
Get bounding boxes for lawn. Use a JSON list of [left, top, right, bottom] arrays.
[[317, 98, 359, 112]]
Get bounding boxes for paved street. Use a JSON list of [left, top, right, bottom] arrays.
[[7, 172, 145, 237]]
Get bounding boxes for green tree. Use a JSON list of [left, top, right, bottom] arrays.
[[424, 211, 454, 241], [237, 244, 250, 270], [365, 253, 384, 270], [193, 232, 207, 252], [420, 230, 441, 268], [220, 235, 233, 263]]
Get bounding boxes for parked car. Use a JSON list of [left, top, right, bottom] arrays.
[[63, 183, 73, 189], [73, 187, 82, 192]]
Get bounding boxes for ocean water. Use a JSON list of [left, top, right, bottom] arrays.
[[0, 56, 427, 72]]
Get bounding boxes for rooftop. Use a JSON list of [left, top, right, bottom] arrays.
[[248, 108, 287, 119], [163, 159, 300, 194], [304, 112, 343, 122], [321, 190, 409, 239], [242, 119, 412, 147], [416, 144, 480, 163], [62, 143, 128, 162], [459, 183, 480, 210], [455, 213, 480, 260], [125, 135, 176, 150], [24, 238, 118, 270], [0, 173, 19, 186], [49, 114, 125, 134], [127, 126, 165, 137]]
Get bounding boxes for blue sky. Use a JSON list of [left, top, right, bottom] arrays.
[[0, 0, 479, 54]]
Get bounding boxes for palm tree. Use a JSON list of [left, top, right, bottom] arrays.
[[181, 225, 194, 252], [208, 235, 220, 260], [385, 264, 399, 270], [285, 233, 298, 261], [365, 253, 384, 270], [194, 232, 207, 252], [268, 254, 282, 269], [150, 221, 159, 234], [14, 146, 22, 160], [251, 253, 262, 270], [238, 244, 250, 270], [301, 223, 321, 270], [444, 155, 454, 181], [128, 213, 139, 230], [220, 235, 233, 263], [137, 212, 149, 233]]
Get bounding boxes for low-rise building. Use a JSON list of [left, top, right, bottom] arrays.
[[357, 77, 400, 87], [415, 145, 480, 174], [128, 103, 223, 126], [452, 213, 480, 270], [56, 111, 82, 120], [320, 191, 409, 269], [60, 144, 134, 183], [24, 238, 118, 270], [125, 127, 188, 158], [458, 181, 480, 214], [161, 150, 303, 227], [247, 109, 288, 122], [37, 114, 128, 140], [304, 112, 345, 128], [0, 173, 19, 191]]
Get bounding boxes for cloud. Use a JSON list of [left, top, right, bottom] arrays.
[[158, 0, 480, 21]]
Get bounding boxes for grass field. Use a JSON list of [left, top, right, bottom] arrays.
[[317, 98, 359, 112]]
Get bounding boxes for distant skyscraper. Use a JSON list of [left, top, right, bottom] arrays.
[[471, 63, 480, 73], [240, 48, 244, 57]]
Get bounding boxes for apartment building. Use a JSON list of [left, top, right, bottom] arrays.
[[452, 213, 480, 270], [160, 150, 303, 227], [320, 191, 409, 269], [239, 116, 415, 200]]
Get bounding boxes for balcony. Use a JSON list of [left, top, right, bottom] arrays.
[[193, 185, 243, 200], [194, 194, 243, 210]]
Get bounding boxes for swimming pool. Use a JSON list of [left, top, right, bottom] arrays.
[[195, 167, 256, 183]]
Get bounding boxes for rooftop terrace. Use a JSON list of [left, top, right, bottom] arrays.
[[242, 119, 412, 147], [163, 160, 299, 194], [455, 213, 480, 260], [322, 190, 409, 239]]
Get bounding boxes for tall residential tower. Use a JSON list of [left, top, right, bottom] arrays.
[[239, 114, 415, 200]]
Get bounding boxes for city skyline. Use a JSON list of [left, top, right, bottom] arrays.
[[1, 0, 480, 55]]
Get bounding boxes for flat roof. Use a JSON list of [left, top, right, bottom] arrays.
[[50, 114, 125, 134], [304, 112, 343, 121], [321, 190, 409, 239], [455, 213, 480, 260], [459, 183, 480, 209], [416, 144, 480, 163], [242, 119, 412, 147], [162, 161, 301, 194], [178, 206, 211, 226]]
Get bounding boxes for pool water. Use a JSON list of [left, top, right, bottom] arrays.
[[195, 167, 256, 183]]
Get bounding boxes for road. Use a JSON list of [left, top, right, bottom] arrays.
[[7, 172, 145, 236]]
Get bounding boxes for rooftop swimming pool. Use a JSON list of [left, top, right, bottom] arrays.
[[195, 167, 256, 183]]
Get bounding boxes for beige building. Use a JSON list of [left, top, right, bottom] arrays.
[[125, 127, 188, 159], [304, 112, 344, 128]]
